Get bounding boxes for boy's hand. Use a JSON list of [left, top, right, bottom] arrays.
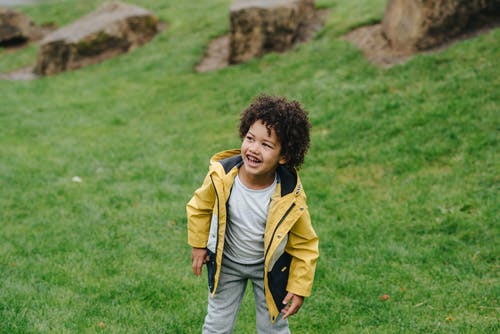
[[191, 247, 209, 276], [281, 292, 304, 319]]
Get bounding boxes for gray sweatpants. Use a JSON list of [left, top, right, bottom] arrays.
[[202, 256, 290, 334]]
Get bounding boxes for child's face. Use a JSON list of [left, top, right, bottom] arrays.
[[240, 120, 286, 185]]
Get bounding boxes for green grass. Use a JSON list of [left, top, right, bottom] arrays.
[[1, 0, 498, 333]]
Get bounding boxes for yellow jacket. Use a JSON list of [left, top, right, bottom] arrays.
[[187, 150, 319, 322]]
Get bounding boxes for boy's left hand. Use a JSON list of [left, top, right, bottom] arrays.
[[281, 292, 304, 319]]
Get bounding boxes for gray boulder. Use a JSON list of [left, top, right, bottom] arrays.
[[35, 1, 158, 76], [229, 0, 315, 64], [0, 7, 39, 45], [382, 0, 500, 52]]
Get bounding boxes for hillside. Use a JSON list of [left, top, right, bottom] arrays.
[[0, 0, 498, 332]]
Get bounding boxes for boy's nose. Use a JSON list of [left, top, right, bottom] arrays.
[[248, 141, 259, 152]]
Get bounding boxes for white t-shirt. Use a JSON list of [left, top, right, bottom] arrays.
[[224, 174, 277, 264]]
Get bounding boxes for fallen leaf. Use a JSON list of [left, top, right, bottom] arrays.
[[379, 294, 390, 301]]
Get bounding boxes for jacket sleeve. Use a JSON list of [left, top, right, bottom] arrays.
[[186, 172, 215, 248], [285, 207, 319, 297]]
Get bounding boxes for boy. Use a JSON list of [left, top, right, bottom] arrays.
[[187, 94, 319, 333]]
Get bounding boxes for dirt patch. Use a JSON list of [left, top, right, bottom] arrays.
[[0, 66, 36, 80], [196, 8, 329, 73], [343, 12, 500, 67], [195, 35, 230, 73]]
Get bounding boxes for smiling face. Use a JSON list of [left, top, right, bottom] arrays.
[[239, 120, 286, 189]]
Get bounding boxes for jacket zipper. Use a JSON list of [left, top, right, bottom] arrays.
[[206, 175, 220, 293], [264, 203, 296, 260], [209, 175, 220, 254]]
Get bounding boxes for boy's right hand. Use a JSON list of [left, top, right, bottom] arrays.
[[191, 247, 209, 276]]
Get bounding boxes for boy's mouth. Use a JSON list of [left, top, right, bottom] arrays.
[[246, 154, 261, 167]]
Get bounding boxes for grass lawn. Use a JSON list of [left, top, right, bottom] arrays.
[[0, 0, 498, 333]]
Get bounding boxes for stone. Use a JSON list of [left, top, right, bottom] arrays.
[[382, 0, 500, 52], [34, 1, 159, 76], [229, 0, 315, 64], [0, 7, 39, 46]]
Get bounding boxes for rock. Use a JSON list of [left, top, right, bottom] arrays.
[[229, 0, 315, 64], [34, 1, 159, 76], [0, 7, 39, 46], [382, 0, 500, 52]]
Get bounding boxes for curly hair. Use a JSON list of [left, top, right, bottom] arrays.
[[239, 94, 311, 170]]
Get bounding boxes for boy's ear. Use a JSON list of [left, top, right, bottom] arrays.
[[279, 156, 287, 165]]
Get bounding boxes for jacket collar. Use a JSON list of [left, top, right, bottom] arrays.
[[212, 150, 298, 197]]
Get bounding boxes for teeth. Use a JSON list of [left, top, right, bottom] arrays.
[[247, 156, 260, 163]]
